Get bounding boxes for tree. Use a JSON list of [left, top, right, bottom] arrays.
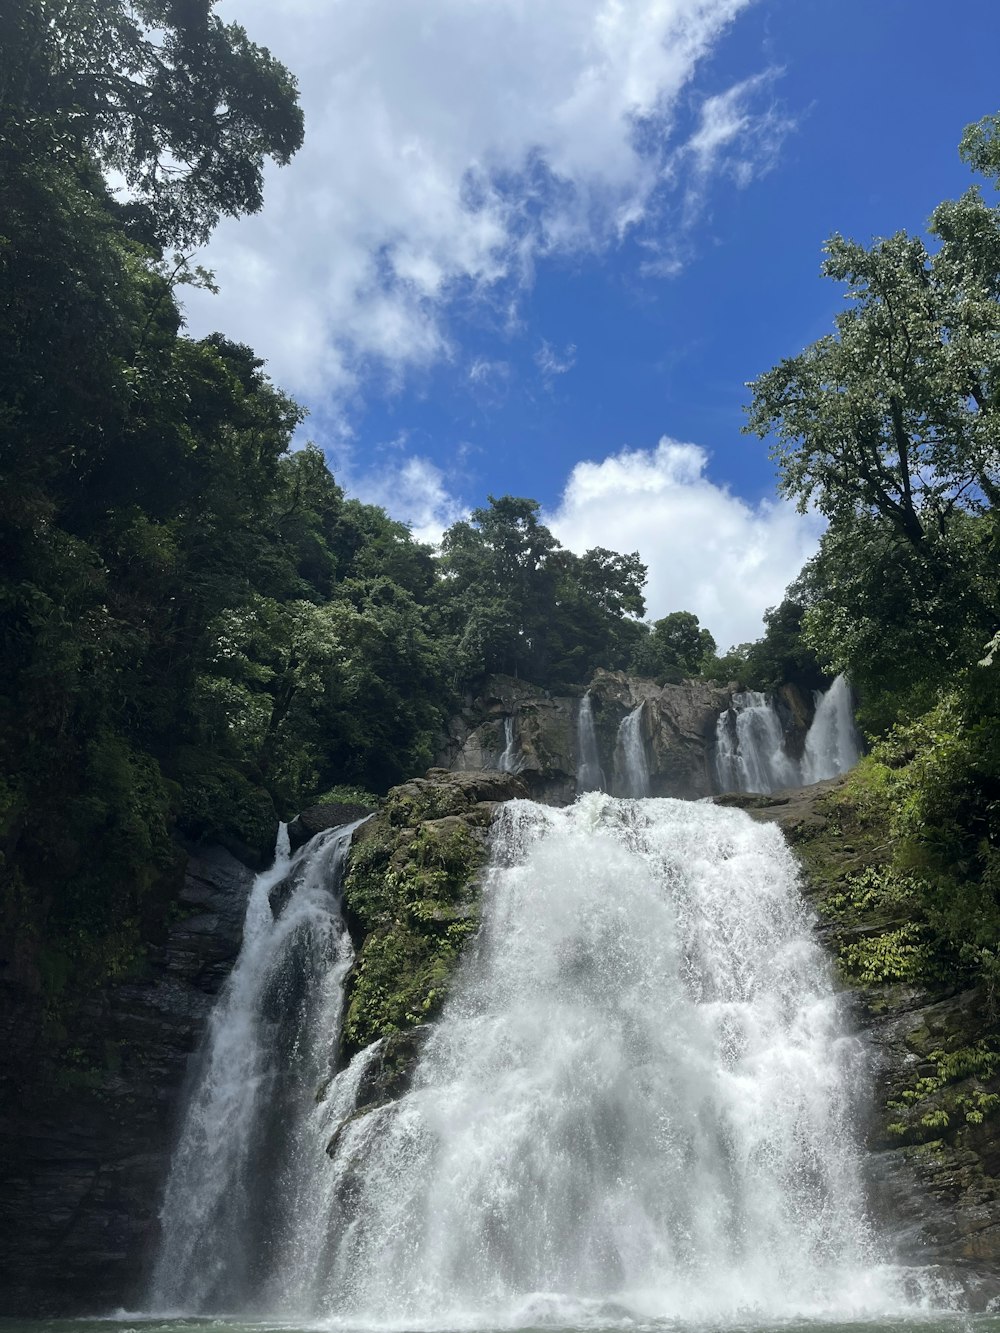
[[745, 213, 1000, 546], [438, 496, 647, 686], [1, 0, 304, 248], [631, 611, 715, 681], [745, 119, 1000, 721]]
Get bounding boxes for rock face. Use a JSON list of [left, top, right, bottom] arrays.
[[728, 780, 1000, 1305], [338, 768, 527, 1061], [439, 670, 739, 801], [0, 844, 255, 1316]]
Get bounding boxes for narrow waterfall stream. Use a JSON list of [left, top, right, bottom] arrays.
[[151, 820, 364, 1313], [576, 691, 605, 792], [497, 715, 521, 773], [151, 792, 946, 1326], [614, 702, 651, 796]]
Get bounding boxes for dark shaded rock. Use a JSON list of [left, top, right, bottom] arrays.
[[0, 844, 254, 1316], [288, 801, 376, 852], [354, 1025, 432, 1112], [714, 776, 844, 838]]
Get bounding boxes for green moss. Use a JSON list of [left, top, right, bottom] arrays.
[[839, 922, 933, 985], [340, 793, 491, 1057], [310, 783, 381, 809]]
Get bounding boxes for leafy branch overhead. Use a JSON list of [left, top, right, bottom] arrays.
[[1, 0, 304, 248]]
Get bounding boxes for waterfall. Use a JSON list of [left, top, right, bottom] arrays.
[[150, 819, 364, 1313], [497, 714, 521, 773], [575, 691, 604, 792], [715, 676, 861, 795], [802, 673, 863, 784], [315, 795, 915, 1324], [714, 691, 798, 794], [614, 701, 651, 797]]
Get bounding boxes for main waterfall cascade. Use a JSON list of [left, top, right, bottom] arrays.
[[715, 673, 863, 795], [152, 794, 947, 1324]]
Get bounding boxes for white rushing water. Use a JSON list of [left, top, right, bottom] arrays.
[[802, 673, 864, 785], [576, 691, 605, 792], [715, 674, 862, 795], [151, 820, 363, 1313], [614, 701, 651, 797], [150, 789, 946, 1325], [309, 795, 927, 1326]]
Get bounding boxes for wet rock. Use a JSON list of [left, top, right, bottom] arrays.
[[288, 800, 376, 852], [0, 844, 254, 1316], [439, 670, 737, 802]]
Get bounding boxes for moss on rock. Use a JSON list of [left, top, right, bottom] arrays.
[[339, 769, 527, 1060]]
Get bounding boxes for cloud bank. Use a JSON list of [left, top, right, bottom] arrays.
[[546, 438, 823, 651], [179, 0, 787, 406]]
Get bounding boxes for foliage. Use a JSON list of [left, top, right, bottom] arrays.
[[340, 814, 488, 1058], [746, 137, 1000, 725], [1, 0, 304, 249], [630, 611, 716, 682], [0, 0, 457, 1031], [438, 496, 647, 688]]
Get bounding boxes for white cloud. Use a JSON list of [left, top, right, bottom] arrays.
[[545, 436, 823, 650], [535, 339, 578, 380], [352, 455, 467, 547], [178, 0, 789, 406]]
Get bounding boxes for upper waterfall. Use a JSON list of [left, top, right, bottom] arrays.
[[803, 673, 864, 784], [614, 701, 651, 797], [715, 674, 862, 795], [575, 691, 604, 792]]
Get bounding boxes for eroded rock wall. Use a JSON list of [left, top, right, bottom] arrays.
[[438, 670, 752, 801], [0, 845, 256, 1315]]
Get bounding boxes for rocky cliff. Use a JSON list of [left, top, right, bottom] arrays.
[[0, 844, 256, 1315], [439, 670, 806, 800], [4, 751, 998, 1312]]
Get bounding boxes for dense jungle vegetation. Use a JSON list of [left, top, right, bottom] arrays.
[[0, 1, 998, 1023]]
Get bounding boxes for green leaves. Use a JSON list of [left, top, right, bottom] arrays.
[[438, 495, 647, 687], [2, 0, 304, 249]]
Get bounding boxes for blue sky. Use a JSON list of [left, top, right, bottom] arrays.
[[181, 0, 1000, 649]]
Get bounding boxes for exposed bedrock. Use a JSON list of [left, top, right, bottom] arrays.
[[438, 670, 811, 800], [0, 844, 255, 1315]]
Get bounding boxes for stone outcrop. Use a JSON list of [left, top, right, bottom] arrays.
[[439, 670, 751, 801], [588, 669, 734, 798], [288, 800, 376, 852], [338, 768, 527, 1062], [0, 844, 255, 1316]]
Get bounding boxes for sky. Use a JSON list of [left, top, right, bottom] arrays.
[[178, 0, 1000, 650]]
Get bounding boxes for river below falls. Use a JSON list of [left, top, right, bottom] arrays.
[[5, 1317, 1000, 1333]]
